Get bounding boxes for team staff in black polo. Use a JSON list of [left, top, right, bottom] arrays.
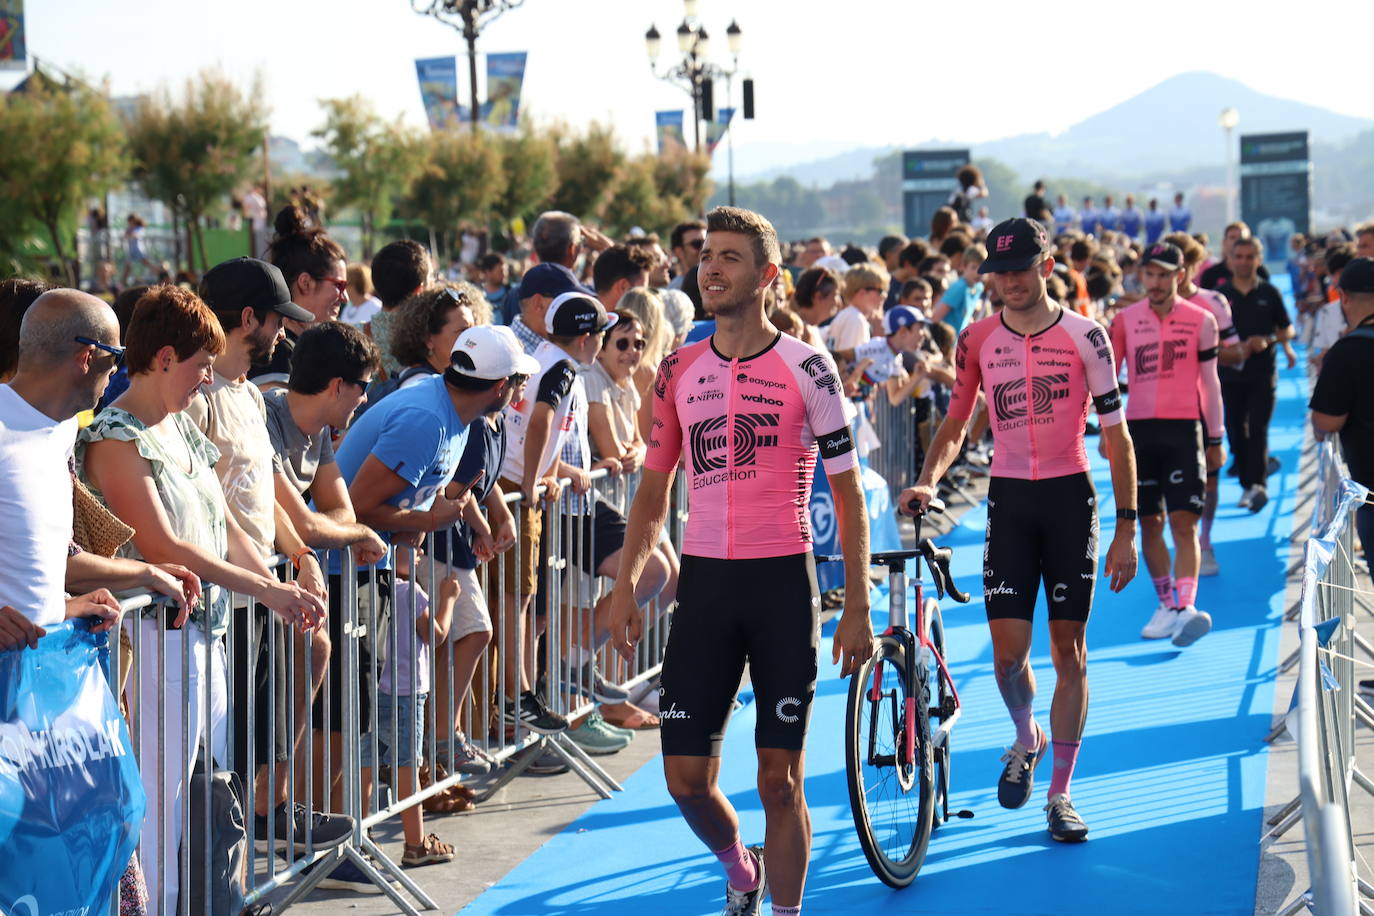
[[1217, 236, 1293, 513], [1310, 256, 1374, 586]]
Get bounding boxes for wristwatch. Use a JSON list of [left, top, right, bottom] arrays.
[[1116, 508, 1138, 522]]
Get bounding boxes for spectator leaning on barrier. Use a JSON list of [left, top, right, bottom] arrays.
[[191, 257, 357, 852], [262, 321, 388, 812], [77, 285, 328, 914], [1310, 256, 1374, 586]]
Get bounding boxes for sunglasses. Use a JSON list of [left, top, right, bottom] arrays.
[[614, 337, 648, 352], [314, 276, 349, 295], [862, 286, 886, 294], [75, 336, 125, 368], [687, 238, 705, 250], [341, 377, 370, 390]]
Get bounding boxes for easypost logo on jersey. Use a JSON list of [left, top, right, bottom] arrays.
[[737, 372, 789, 390]]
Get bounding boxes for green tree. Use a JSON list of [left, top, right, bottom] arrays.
[[0, 82, 127, 283], [653, 149, 714, 219], [493, 129, 557, 227], [314, 96, 425, 259], [548, 122, 624, 222], [602, 154, 665, 237], [126, 70, 268, 272], [402, 130, 504, 258]]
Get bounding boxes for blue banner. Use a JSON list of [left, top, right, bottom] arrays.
[[482, 51, 527, 130], [415, 56, 464, 131], [656, 110, 686, 156], [0, 620, 145, 914], [0, 0, 24, 72], [706, 107, 735, 156], [810, 462, 902, 592]]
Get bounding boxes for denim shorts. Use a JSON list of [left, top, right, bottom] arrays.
[[360, 691, 427, 768]]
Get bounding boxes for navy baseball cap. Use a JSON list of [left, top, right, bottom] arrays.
[[517, 263, 592, 300], [884, 305, 929, 335], [1338, 257, 1374, 294], [979, 218, 1051, 274], [200, 258, 314, 321]]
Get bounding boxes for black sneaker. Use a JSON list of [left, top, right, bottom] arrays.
[[522, 746, 570, 776], [719, 844, 766, 915], [997, 726, 1046, 810], [254, 802, 353, 852], [317, 857, 396, 892], [567, 663, 631, 704], [1267, 455, 1281, 477], [504, 691, 568, 734], [1045, 793, 1089, 842]]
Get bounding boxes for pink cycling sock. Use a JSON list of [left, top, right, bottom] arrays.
[[773, 906, 802, 915], [1152, 575, 1174, 606], [713, 839, 759, 892], [1176, 577, 1198, 609], [1009, 703, 1039, 750], [1048, 740, 1081, 799]]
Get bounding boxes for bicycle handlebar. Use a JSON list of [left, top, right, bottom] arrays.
[[919, 539, 971, 604]]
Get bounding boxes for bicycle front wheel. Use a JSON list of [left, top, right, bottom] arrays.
[[845, 634, 935, 888]]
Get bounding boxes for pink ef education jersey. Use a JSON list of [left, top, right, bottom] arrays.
[[1109, 298, 1225, 444], [645, 333, 858, 559], [1186, 288, 1243, 349], [950, 306, 1124, 481]]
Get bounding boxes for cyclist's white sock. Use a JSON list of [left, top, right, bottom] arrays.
[[1048, 740, 1080, 799], [773, 906, 801, 915], [713, 838, 759, 892], [1176, 577, 1198, 609], [1151, 575, 1174, 606], [1008, 704, 1038, 750]]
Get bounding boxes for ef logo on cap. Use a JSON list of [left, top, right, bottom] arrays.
[[995, 235, 1015, 252]]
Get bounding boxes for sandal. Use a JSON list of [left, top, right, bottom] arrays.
[[599, 701, 661, 730], [423, 791, 474, 814], [402, 832, 455, 866]]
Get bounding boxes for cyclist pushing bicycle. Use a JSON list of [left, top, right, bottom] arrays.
[[610, 206, 874, 916], [899, 218, 1139, 843]]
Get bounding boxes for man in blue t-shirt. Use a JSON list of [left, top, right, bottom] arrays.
[[1119, 194, 1143, 239], [1080, 197, 1101, 237], [1169, 192, 1192, 233], [1144, 198, 1167, 245], [337, 325, 539, 568]]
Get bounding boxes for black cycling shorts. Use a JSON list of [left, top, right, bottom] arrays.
[[659, 553, 820, 757], [1129, 418, 1205, 516], [983, 473, 1098, 623]]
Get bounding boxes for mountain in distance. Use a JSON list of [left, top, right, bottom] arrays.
[[726, 72, 1373, 188]]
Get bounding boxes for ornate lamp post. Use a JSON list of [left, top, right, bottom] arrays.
[[411, 0, 526, 134]]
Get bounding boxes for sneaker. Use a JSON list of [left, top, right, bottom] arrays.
[[402, 832, 455, 867], [254, 802, 353, 852], [504, 691, 568, 735], [1238, 487, 1253, 509], [1247, 485, 1268, 514], [1171, 605, 1213, 647], [566, 711, 632, 755], [523, 746, 570, 776], [1045, 793, 1089, 842], [1267, 455, 1281, 477], [1199, 547, 1220, 577], [997, 724, 1046, 809], [449, 731, 496, 776], [1140, 603, 1180, 640], [317, 858, 396, 892], [720, 844, 767, 916], [568, 663, 631, 705]]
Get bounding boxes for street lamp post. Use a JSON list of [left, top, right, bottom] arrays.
[[411, 0, 526, 135], [645, 3, 744, 201], [1219, 106, 1240, 225]]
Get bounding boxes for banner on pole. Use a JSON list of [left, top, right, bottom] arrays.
[[482, 51, 527, 130], [1240, 131, 1310, 263], [0, 0, 25, 71], [706, 107, 735, 156], [415, 56, 464, 131], [656, 110, 686, 156]]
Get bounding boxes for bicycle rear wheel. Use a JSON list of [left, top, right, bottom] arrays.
[[846, 634, 935, 888]]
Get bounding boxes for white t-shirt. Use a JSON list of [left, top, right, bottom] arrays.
[[852, 336, 904, 383], [341, 296, 383, 327], [1312, 300, 1346, 354], [825, 305, 871, 352], [0, 385, 77, 627], [185, 372, 281, 557], [499, 341, 582, 484]]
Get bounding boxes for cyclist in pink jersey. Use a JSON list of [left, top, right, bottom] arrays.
[[899, 218, 1138, 843], [1108, 242, 1226, 646], [609, 207, 873, 916], [1169, 231, 1245, 575]]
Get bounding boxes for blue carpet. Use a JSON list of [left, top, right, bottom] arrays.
[[461, 361, 1308, 916]]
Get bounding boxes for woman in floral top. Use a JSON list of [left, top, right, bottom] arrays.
[[77, 285, 325, 915]]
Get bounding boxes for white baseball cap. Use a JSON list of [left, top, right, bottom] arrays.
[[450, 325, 539, 379]]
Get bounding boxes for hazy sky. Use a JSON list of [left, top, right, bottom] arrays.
[[9, 0, 1371, 163]]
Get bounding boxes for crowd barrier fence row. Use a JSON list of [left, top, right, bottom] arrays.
[[1268, 441, 1374, 916], [108, 467, 685, 916]]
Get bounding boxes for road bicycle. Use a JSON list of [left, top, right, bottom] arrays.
[[822, 499, 972, 887]]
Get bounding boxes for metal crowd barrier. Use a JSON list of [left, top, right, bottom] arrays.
[[868, 392, 919, 501], [1268, 441, 1374, 916], [105, 466, 686, 915]]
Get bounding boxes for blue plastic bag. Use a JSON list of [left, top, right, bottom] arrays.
[[0, 619, 146, 913]]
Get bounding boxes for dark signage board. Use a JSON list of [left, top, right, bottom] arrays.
[[902, 149, 970, 238], [1239, 131, 1310, 262]]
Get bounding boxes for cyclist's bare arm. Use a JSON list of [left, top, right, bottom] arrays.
[[1099, 419, 1139, 593], [609, 467, 676, 658], [829, 465, 875, 676], [899, 414, 970, 515]]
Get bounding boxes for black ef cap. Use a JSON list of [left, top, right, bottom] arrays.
[[545, 291, 618, 336], [978, 218, 1051, 274], [1338, 257, 1374, 294], [1142, 242, 1184, 271], [200, 258, 314, 322]]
